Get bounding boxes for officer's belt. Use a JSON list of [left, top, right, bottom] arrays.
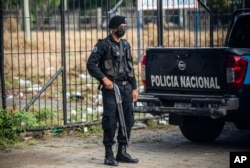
[[115, 80, 129, 86]]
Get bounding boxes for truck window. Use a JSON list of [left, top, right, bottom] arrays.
[[229, 15, 250, 48]]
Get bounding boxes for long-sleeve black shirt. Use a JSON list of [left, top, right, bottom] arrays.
[[87, 35, 137, 90]]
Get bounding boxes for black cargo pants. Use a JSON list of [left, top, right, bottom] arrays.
[[101, 81, 135, 146]]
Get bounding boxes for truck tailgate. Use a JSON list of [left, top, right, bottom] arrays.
[[145, 47, 229, 94]]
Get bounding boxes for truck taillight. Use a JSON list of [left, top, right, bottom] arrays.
[[141, 55, 147, 86], [227, 55, 248, 90]]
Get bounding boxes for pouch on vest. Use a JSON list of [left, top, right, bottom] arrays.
[[111, 45, 120, 58]]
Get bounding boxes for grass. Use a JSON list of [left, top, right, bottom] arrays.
[[4, 20, 227, 79], [3, 26, 227, 98]]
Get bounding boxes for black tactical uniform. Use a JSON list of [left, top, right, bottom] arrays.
[[87, 16, 138, 166]]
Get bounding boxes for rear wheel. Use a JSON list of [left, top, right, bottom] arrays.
[[179, 116, 225, 142]]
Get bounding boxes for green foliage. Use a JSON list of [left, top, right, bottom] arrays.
[[205, 0, 238, 12], [144, 118, 158, 128], [68, 0, 118, 10], [34, 108, 57, 127], [88, 124, 102, 134], [77, 124, 102, 137], [0, 109, 37, 149], [144, 118, 169, 129]]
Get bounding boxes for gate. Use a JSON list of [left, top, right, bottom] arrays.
[[0, 0, 247, 129]]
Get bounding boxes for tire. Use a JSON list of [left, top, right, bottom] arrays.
[[179, 116, 225, 142]]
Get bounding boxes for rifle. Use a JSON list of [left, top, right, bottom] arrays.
[[113, 83, 129, 147]]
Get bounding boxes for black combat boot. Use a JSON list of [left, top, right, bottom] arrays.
[[104, 146, 118, 166], [116, 144, 138, 163]]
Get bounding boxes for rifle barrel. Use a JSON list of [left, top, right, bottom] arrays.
[[114, 83, 129, 146]]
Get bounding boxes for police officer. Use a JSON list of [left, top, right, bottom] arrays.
[[87, 15, 139, 166]]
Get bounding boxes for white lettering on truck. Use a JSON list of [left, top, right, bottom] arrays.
[[151, 75, 220, 89]]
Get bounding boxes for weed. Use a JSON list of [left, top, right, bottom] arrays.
[[77, 124, 102, 137], [0, 109, 37, 150], [33, 108, 58, 127], [88, 124, 102, 134]]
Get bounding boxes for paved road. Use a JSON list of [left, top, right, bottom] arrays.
[[0, 123, 250, 168]]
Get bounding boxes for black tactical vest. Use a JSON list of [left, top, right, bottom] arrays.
[[100, 38, 134, 80]]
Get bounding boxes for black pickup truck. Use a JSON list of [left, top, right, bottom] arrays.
[[134, 9, 250, 142]]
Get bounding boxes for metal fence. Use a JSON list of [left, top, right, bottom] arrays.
[[0, 0, 247, 129]]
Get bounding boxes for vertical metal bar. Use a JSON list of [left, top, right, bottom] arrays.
[[157, 0, 163, 46], [60, 0, 67, 125], [195, 8, 199, 47], [106, 0, 111, 35], [209, 0, 214, 47], [23, 0, 31, 40], [0, 0, 6, 109], [137, 0, 141, 62]]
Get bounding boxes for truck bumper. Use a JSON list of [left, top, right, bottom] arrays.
[[133, 93, 239, 118]]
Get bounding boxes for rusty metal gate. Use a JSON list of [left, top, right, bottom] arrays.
[[0, 0, 247, 129]]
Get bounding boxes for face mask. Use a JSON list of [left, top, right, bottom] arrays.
[[115, 27, 126, 37]]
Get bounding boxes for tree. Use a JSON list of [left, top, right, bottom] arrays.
[[204, 0, 248, 13], [68, 0, 118, 10], [205, 0, 229, 12]]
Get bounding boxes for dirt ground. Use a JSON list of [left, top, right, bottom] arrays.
[[0, 123, 250, 168]]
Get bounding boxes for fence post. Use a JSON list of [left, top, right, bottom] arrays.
[[209, 0, 214, 47], [0, 0, 6, 109], [106, 0, 111, 35], [60, 0, 67, 125], [157, 0, 163, 46]]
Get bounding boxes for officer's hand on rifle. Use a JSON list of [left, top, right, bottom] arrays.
[[132, 89, 138, 102], [102, 77, 113, 90]]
